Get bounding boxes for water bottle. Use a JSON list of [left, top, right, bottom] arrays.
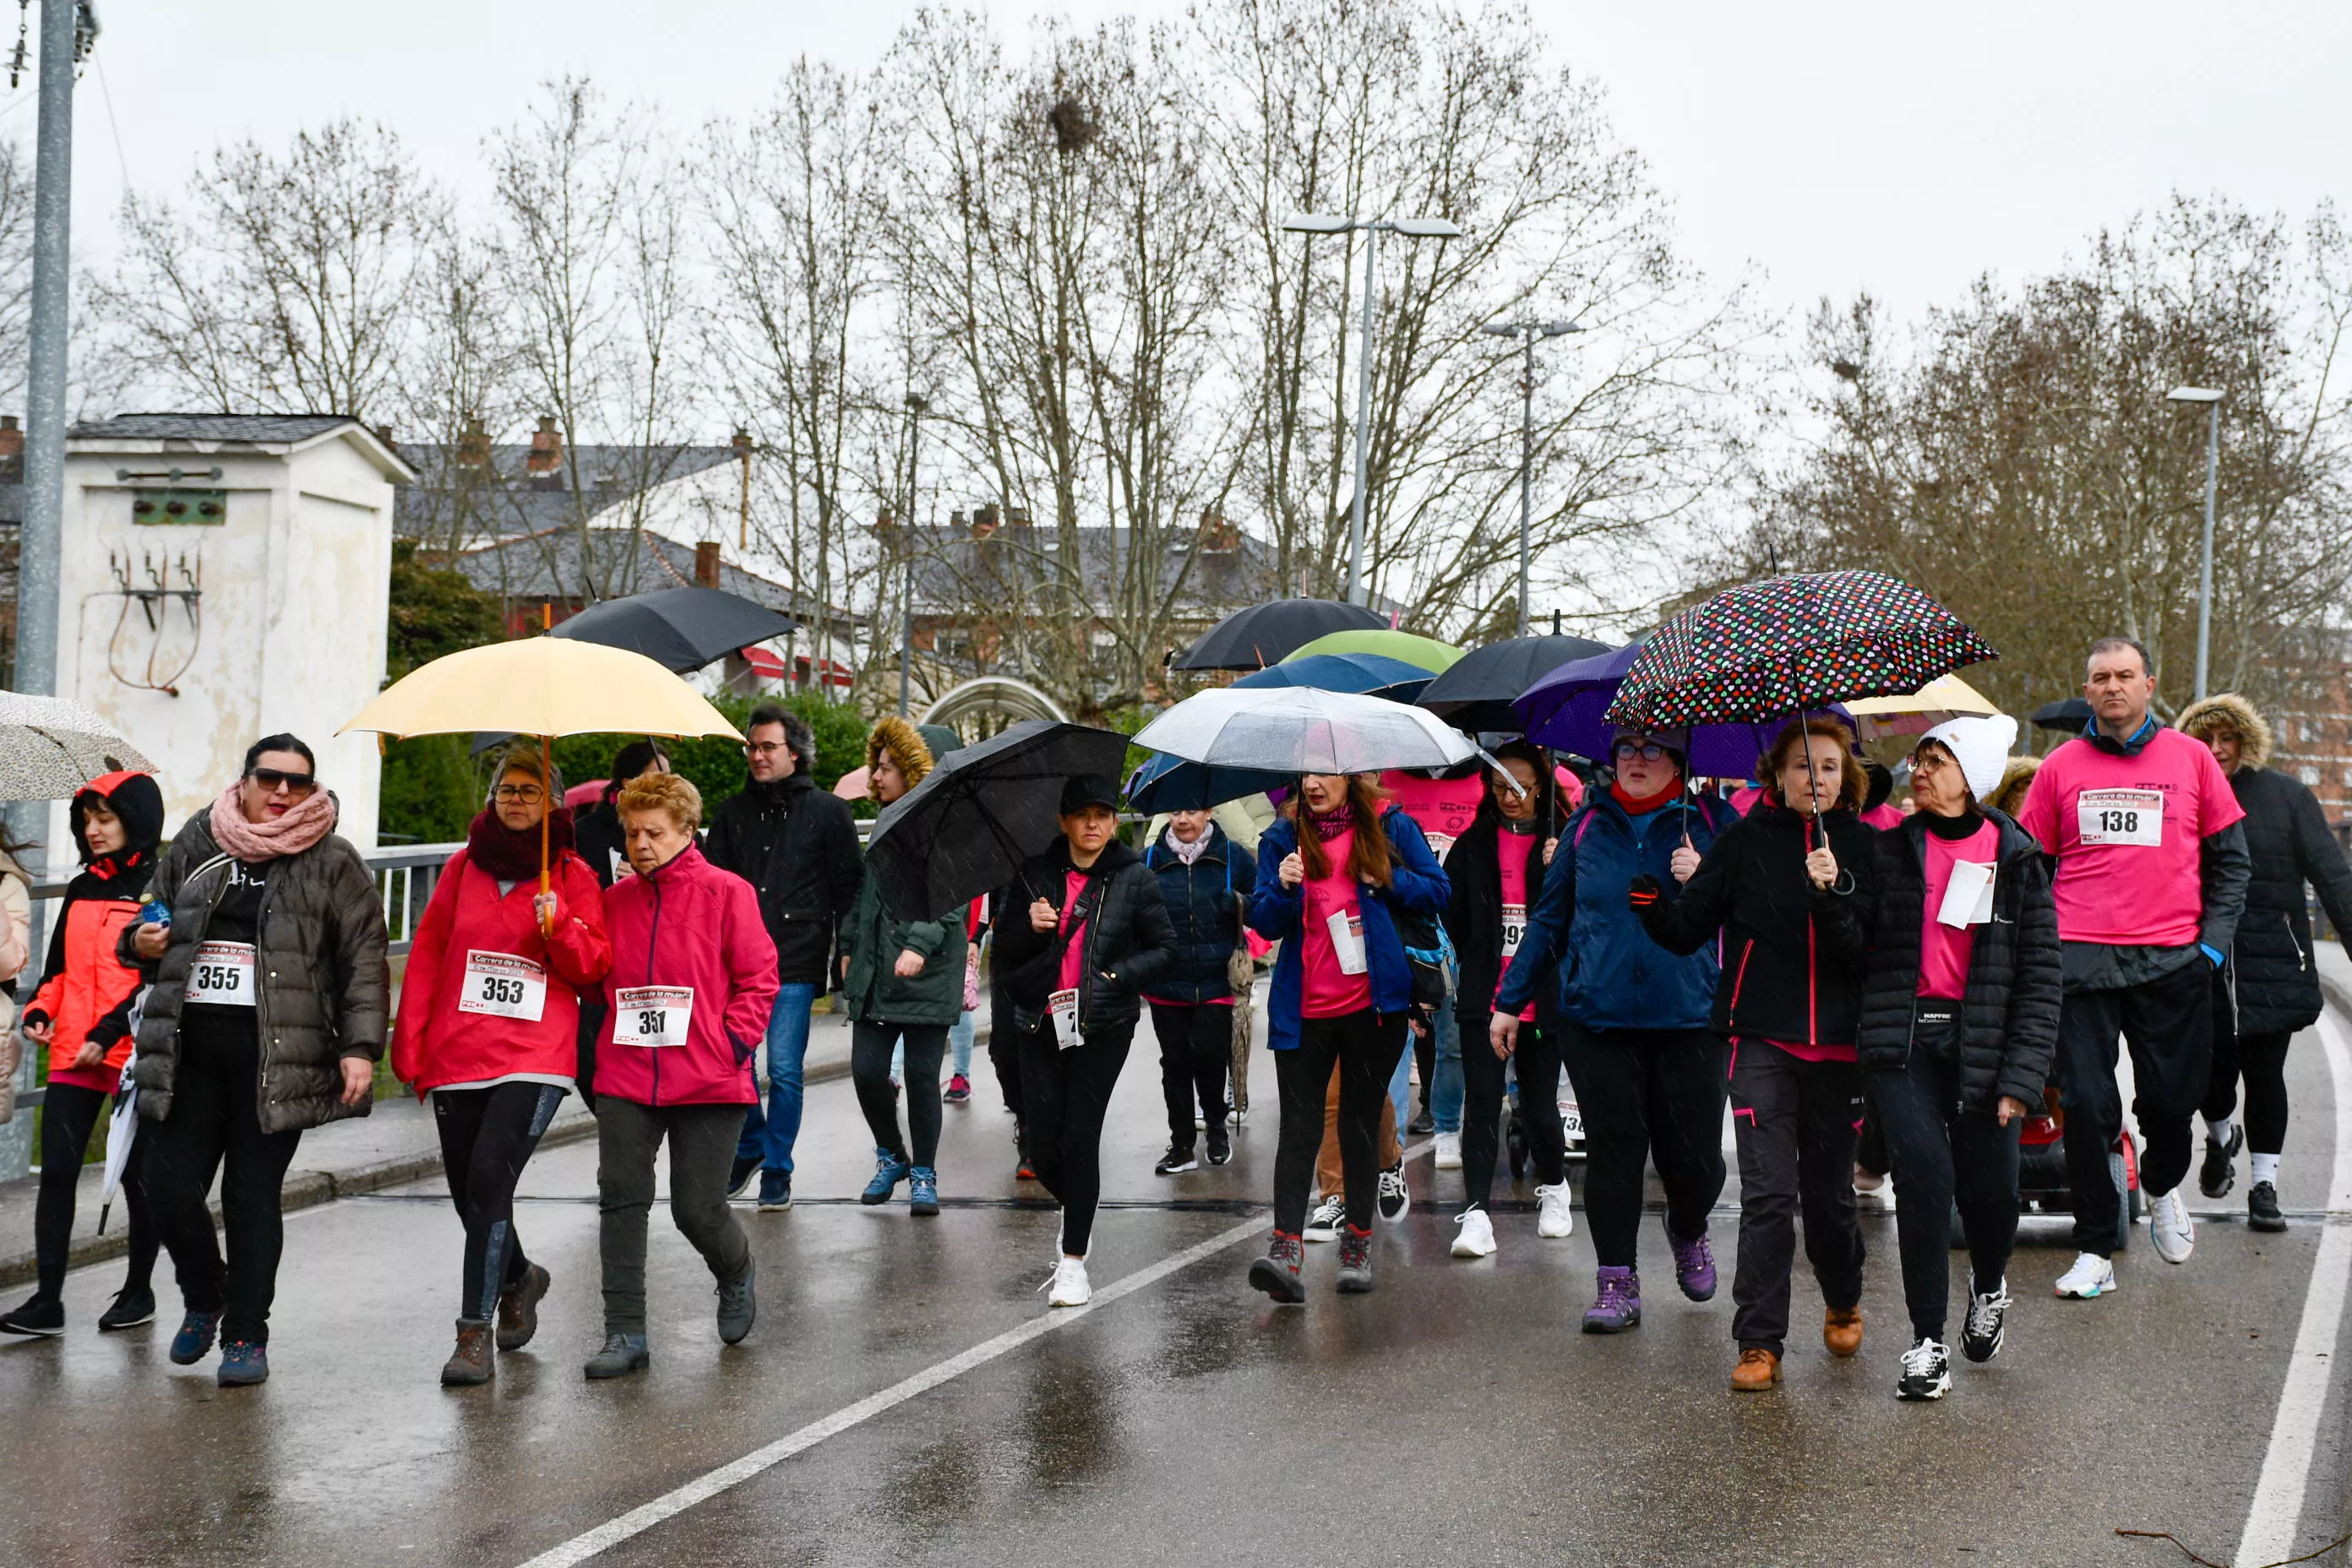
[[139, 899, 172, 929]]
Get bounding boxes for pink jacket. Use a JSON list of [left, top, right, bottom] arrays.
[[596, 842, 780, 1107], [390, 848, 611, 1095]]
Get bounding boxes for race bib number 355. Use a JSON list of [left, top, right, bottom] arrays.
[[612, 985, 695, 1048], [458, 950, 547, 1022], [2077, 788, 2164, 848], [186, 941, 257, 1007]]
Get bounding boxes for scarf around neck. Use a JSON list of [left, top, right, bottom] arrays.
[[1306, 806, 1355, 843], [208, 781, 338, 863], [1164, 825, 1211, 865], [466, 805, 577, 883], [1610, 778, 1680, 816]]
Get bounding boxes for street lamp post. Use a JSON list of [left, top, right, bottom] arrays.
[[1478, 318, 1582, 636], [2167, 385, 2224, 700], [1282, 211, 1462, 607], [901, 392, 928, 718]]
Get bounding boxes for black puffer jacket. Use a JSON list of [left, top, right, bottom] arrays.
[[1638, 803, 1877, 1049], [2223, 766, 2352, 1034], [705, 772, 863, 986], [1832, 809, 2062, 1112], [1141, 824, 1256, 1004], [995, 837, 1176, 1035]]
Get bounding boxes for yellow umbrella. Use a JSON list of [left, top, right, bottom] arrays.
[[1845, 673, 2001, 741], [340, 636, 745, 921]]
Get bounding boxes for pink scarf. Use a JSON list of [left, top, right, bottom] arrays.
[[208, 781, 338, 862]]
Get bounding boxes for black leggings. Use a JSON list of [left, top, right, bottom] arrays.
[[1148, 1000, 1230, 1146], [1015, 1017, 1133, 1255], [33, 1081, 158, 1304], [852, 1021, 949, 1168], [433, 1083, 565, 1320], [1867, 1042, 2021, 1340], [2202, 973, 2292, 1156], [1459, 1013, 1567, 1206], [1274, 1009, 1404, 1234], [1560, 1021, 1728, 1268], [145, 1034, 304, 1345]]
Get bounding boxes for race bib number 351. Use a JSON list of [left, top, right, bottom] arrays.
[[612, 985, 695, 1048], [2077, 788, 2164, 848], [458, 950, 547, 1022]]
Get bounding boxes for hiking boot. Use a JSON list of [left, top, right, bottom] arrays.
[[909, 1166, 940, 1217], [944, 1073, 972, 1104], [1206, 1125, 1232, 1166], [1731, 1348, 1782, 1391], [757, 1170, 793, 1211], [97, 1287, 156, 1331], [2200, 1125, 2243, 1200], [216, 1340, 270, 1386], [716, 1255, 756, 1345], [584, 1331, 651, 1380], [441, 1318, 494, 1386], [1961, 1277, 2010, 1364], [1248, 1231, 1307, 1304], [1669, 1233, 1718, 1302], [862, 1147, 911, 1205], [1897, 1337, 1952, 1402], [2250, 1180, 2288, 1233], [1582, 1266, 1642, 1333], [1303, 1195, 1346, 1243], [1824, 1304, 1864, 1358], [168, 1309, 221, 1364], [1336, 1225, 1375, 1293], [727, 1153, 763, 1200], [1377, 1162, 1411, 1222], [495, 1263, 551, 1351], [0, 1293, 63, 1337], [1154, 1143, 1199, 1176]]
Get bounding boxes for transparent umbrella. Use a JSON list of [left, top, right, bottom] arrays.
[[1134, 687, 1487, 777]]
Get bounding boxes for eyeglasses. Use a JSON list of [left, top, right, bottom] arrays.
[[493, 784, 547, 803], [249, 768, 317, 796], [745, 742, 787, 757], [1612, 741, 1669, 762], [1910, 751, 1952, 776]]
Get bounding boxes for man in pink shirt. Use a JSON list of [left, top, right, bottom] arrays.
[[2015, 637, 2250, 1298]]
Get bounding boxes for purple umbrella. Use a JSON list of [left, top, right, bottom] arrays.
[[1515, 645, 1849, 779]]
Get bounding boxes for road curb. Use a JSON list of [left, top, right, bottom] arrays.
[[2313, 973, 2352, 1555], [0, 1057, 854, 1290]]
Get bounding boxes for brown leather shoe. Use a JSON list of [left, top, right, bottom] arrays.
[[497, 1263, 552, 1352], [1730, 1348, 1782, 1391], [1824, 1305, 1864, 1358], [441, 1318, 494, 1386]]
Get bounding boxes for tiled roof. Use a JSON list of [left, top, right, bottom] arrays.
[[451, 526, 857, 630], [394, 442, 740, 542], [68, 413, 366, 444]]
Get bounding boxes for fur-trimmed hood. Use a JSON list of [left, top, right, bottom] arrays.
[[2176, 693, 2273, 771], [866, 715, 936, 793], [1984, 754, 2040, 819]]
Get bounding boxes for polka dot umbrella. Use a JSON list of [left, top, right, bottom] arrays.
[[1603, 570, 1998, 731]]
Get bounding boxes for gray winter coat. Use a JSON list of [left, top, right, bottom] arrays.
[[128, 803, 391, 1135]]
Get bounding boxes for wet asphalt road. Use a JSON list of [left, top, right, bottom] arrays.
[[5, 1013, 2349, 1568]]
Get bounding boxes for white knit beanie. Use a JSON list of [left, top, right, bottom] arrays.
[[1919, 714, 2017, 806]]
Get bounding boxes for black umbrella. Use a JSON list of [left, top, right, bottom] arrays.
[[2031, 697, 2092, 733], [864, 719, 1131, 921], [549, 586, 797, 674], [1169, 598, 1386, 672], [1415, 631, 1614, 734]]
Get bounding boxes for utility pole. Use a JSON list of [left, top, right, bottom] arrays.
[[2166, 385, 2224, 700], [3, 0, 88, 1182], [900, 393, 926, 718], [1477, 318, 1582, 637]]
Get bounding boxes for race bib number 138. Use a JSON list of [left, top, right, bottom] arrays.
[[2077, 788, 2164, 848]]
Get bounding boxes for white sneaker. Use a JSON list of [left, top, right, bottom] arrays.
[[2053, 1251, 2118, 1298], [2148, 1188, 2196, 1264], [1534, 1180, 1575, 1239], [1433, 1131, 1463, 1170], [1451, 1207, 1498, 1258], [1046, 1256, 1092, 1308], [1303, 1195, 1346, 1243]]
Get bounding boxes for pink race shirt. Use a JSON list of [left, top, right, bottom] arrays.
[[1056, 870, 1090, 994], [1299, 824, 1372, 1018], [1494, 829, 1538, 1021], [2016, 728, 2245, 946], [1380, 770, 1487, 863], [1918, 819, 2000, 999]]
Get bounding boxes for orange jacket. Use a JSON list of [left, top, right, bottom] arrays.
[[26, 888, 146, 1092]]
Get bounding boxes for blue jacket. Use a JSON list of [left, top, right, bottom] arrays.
[[1141, 823, 1258, 1004], [1250, 807, 1450, 1052], [1498, 787, 1734, 1032]]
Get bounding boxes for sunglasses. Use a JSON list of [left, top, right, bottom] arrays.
[[250, 767, 317, 795], [1612, 741, 1669, 762]]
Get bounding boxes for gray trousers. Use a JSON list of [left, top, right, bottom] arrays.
[[596, 1097, 752, 1336]]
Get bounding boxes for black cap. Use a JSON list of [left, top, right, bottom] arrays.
[[1059, 773, 1120, 814]]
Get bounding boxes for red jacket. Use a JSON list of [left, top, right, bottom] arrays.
[[391, 848, 612, 1094], [596, 842, 779, 1107], [27, 889, 145, 1093]]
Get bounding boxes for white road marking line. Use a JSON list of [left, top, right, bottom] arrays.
[[2235, 1009, 2352, 1565], [512, 1215, 1268, 1568]]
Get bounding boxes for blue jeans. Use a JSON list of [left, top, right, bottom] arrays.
[[734, 983, 819, 1175], [1388, 1030, 1413, 1133], [948, 1009, 975, 1077], [1432, 999, 1465, 1134]]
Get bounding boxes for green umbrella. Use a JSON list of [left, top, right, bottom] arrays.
[[1282, 627, 1463, 674]]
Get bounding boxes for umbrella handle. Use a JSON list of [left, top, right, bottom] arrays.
[[538, 733, 555, 937]]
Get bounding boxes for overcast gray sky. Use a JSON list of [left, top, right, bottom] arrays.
[[43, 1, 2352, 338]]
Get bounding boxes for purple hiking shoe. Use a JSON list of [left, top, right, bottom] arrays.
[[1670, 1233, 1718, 1302], [1582, 1266, 1642, 1333]]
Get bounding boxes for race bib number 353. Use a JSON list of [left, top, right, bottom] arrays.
[[458, 950, 547, 1023], [612, 985, 694, 1048], [2077, 787, 2164, 848]]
